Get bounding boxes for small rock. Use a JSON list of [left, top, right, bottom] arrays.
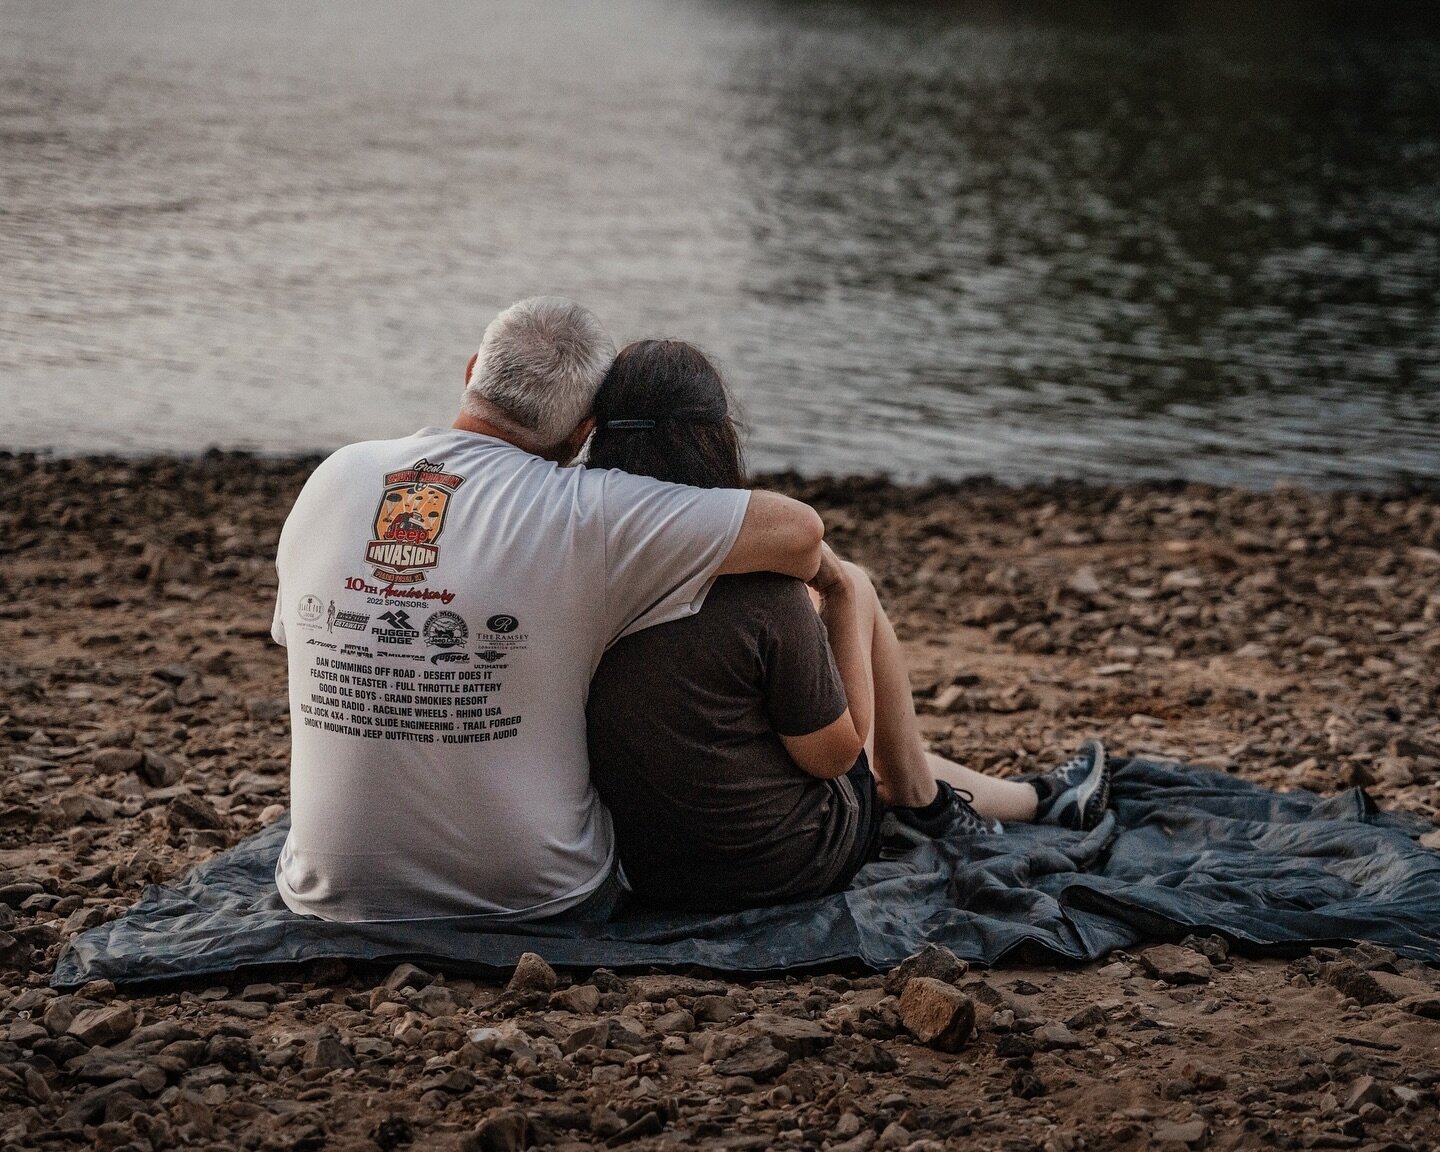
[[897, 977, 975, 1052], [1396, 992, 1440, 1018], [651, 1009, 695, 1034], [1179, 934, 1229, 964], [995, 1034, 1035, 1059], [204, 1033, 258, 1071], [1139, 944, 1212, 985], [564, 1020, 622, 1054], [415, 985, 460, 1018], [464, 1109, 530, 1152], [829, 1135, 877, 1152], [140, 751, 184, 788], [383, 962, 433, 993], [605, 1110, 663, 1147], [1011, 1070, 1046, 1099], [91, 749, 144, 775], [42, 996, 77, 1035], [884, 943, 968, 995], [506, 951, 557, 994], [66, 1003, 136, 1047], [834, 1113, 864, 1139], [711, 1036, 789, 1081], [165, 793, 224, 831], [1343, 1075, 1385, 1112], [1152, 1118, 1207, 1146], [246, 698, 288, 721], [371, 1117, 413, 1152], [304, 1027, 356, 1070], [1064, 1004, 1109, 1030], [551, 983, 601, 1014], [1066, 566, 1103, 597], [693, 994, 743, 1023], [932, 685, 966, 713], [1032, 1022, 1081, 1050]]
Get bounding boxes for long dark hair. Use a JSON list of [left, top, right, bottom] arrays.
[[587, 340, 747, 489]]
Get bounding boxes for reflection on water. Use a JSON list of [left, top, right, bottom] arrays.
[[1, 0, 1437, 487]]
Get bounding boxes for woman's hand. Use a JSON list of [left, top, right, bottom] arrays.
[[807, 543, 851, 602]]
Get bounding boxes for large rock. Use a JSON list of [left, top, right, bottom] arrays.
[[66, 1003, 136, 1047], [1139, 945, 1213, 985], [884, 943, 968, 995], [745, 1014, 833, 1059], [898, 977, 975, 1052], [506, 952, 557, 994], [1323, 961, 1401, 1006]]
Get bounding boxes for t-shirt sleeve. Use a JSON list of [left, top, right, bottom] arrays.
[[761, 580, 849, 737], [601, 469, 750, 641], [271, 586, 286, 647]]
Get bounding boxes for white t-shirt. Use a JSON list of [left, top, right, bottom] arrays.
[[271, 427, 749, 922]]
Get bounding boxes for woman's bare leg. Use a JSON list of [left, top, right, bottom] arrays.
[[926, 753, 1039, 822], [840, 562, 1038, 821]]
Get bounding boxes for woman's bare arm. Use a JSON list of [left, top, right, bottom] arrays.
[[778, 544, 874, 779]]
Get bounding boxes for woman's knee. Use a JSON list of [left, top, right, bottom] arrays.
[[840, 559, 876, 596]]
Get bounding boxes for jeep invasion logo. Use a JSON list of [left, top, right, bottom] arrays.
[[365, 459, 465, 585]]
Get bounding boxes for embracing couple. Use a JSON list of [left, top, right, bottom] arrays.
[[271, 297, 1111, 924]]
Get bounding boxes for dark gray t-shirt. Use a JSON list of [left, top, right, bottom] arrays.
[[586, 573, 858, 911]]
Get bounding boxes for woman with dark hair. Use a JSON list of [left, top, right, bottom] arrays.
[[585, 340, 1110, 912]]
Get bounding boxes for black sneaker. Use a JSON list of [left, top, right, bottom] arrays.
[[890, 780, 1003, 840], [1022, 739, 1110, 831]]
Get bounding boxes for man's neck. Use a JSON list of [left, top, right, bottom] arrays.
[[451, 410, 525, 448], [450, 410, 578, 464]]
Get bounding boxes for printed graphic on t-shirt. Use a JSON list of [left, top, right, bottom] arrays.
[[298, 625, 523, 748], [365, 458, 466, 585]]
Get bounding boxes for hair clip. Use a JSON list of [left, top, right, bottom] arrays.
[[605, 419, 656, 430]]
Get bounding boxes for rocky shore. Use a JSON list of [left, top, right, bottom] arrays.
[[1, 454, 1438, 1151]]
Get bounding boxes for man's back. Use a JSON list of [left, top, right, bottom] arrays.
[[272, 427, 748, 921]]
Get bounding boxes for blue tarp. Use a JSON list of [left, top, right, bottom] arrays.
[[52, 758, 1440, 988]]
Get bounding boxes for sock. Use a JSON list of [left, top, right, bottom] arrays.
[[1029, 776, 1055, 807]]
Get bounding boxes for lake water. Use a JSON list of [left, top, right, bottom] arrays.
[[3, 0, 1438, 488]]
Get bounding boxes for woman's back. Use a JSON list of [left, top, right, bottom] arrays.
[[587, 573, 860, 910]]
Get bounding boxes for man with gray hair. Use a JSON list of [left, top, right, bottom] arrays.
[[271, 297, 823, 923]]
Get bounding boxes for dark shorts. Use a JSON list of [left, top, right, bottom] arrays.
[[825, 750, 884, 895]]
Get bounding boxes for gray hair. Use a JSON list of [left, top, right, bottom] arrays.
[[462, 297, 616, 449]]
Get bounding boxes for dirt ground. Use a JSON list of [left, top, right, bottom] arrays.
[[1, 454, 1438, 1152]]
